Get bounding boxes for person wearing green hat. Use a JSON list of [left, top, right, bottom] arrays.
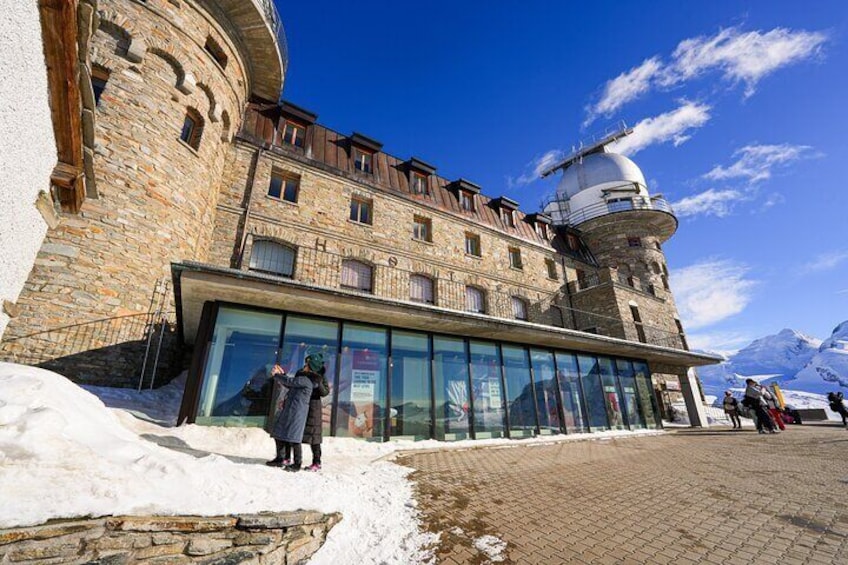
[[301, 353, 330, 471], [266, 354, 323, 471]]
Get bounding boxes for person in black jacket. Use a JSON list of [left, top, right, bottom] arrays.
[[302, 361, 330, 471], [827, 392, 848, 428], [722, 391, 741, 430]]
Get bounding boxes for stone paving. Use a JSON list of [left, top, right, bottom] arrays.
[[401, 424, 848, 564]]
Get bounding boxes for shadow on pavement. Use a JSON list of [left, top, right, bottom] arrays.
[[140, 434, 267, 465]]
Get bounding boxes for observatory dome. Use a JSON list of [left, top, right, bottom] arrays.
[[557, 152, 646, 199]]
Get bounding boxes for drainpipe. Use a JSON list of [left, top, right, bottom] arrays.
[[235, 147, 263, 267]]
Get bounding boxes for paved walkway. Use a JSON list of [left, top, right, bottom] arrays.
[[401, 424, 848, 564]]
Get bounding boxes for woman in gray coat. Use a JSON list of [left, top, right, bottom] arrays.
[[266, 356, 321, 471]]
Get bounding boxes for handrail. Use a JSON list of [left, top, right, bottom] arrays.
[[542, 188, 676, 227], [252, 0, 289, 73]]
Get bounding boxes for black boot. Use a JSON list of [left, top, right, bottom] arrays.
[[284, 463, 301, 472]]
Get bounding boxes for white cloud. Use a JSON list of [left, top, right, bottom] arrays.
[[672, 188, 745, 218], [802, 251, 848, 273], [611, 101, 711, 156], [672, 259, 757, 330], [704, 143, 816, 182], [662, 27, 827, 95], [585, 26, 827, 123], [507, 149, 564, 188], [584, 57, 662, 125], [687, 330, 754, 357]]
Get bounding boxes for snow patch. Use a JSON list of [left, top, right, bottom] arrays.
[[474, 534, 507, 562]]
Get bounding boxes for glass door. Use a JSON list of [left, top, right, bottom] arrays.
[[335, 323, 388, 440], [530, 349, 562, 434], [469, 341, 506, 439], [390, 330, 432, 440]]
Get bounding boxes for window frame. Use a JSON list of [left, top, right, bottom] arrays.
[[411, 172, 429, 195], [465, 286, 486, 314], [267, 170, 300, 203], [179, 108, 203, 150], [511, 296, 529, 321], [627, 236, 643, 248], [459, 190, 475, 212], [91, 66, 110, 106], [413, 215, 432, 242], [502, 209, 515, 228], [354, 148, 374, 174], [536, 222, 548, 240], [464, 232, 481, 257], [409, 274, 435, 304], [340, 259, 374, 293], [349, 196, 373, 225], [248, 239, 296, 278], [281, 120, 306, 148], [545, 258, 558, 280], [508, 246, 523, 270]]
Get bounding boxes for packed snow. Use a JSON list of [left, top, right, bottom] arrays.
[[0, 362, 663, 564], [473, 534, 507, 562]]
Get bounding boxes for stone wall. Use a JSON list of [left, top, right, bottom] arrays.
[[1, 0, 252, 385], [0, 1, 57, 338], [0, 511, 340, 565]]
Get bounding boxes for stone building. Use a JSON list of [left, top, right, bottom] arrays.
[[1, 0, 716, 440]]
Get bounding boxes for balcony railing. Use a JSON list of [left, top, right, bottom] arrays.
[[252, 0, 289, 72], [543, 188, 676, 228], [243, 246, 688, 350]]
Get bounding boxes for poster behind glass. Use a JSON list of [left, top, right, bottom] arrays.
[[599, 356, 625, 430], [616, 359, 646, 429], [502, 345, 537, 438], [530, 349, 562, 434], [469, 341, 506, 439], [335, 324, 388, 440], [433, 336, 470, 440]]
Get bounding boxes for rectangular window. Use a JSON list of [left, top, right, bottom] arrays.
[[180, 109, 202, 150], [409, 274, 434, 304], [411, 173, 428, 195], [281, 121, 305, 148], [350, 197, 372, 225], [536, 223, 548, 239], [511, 296, 528, 321], [460, 191, 475, 212], [465, 286, 485, 313], [433, 336, 470, 440], [465, 233, 481, 257], [413, 216, 431, 242], [508, 247, 522, 269], [390, 331, 432, 440], [630, 305, 646, 343], [627, 236, 642, 248], [268, 171, 299, 203], [503, 209, 515, 228], [91, 67, 110, 106], [354, 149, 373, 173], [341, 259, 373, 292], [545, 258, 558, 280], [469, 341, 506, 439]]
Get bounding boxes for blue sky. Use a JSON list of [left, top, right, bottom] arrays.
[[274, 0, 848, 353]]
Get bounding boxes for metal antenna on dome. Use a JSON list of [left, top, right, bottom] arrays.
[[540, 121, 632, 178]]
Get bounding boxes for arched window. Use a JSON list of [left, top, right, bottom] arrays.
[[341, 259, 373, 292], [248, 240, 295, 277], [511, 296, 528, 321], [409, 274, 434, 304], [180, 108, 203, 150], [465, 286, 485, 314]]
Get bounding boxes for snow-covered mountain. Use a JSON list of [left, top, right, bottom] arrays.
[[697, 325, 847, 396]]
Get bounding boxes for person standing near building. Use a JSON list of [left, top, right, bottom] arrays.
[[744, 379, 775, 434], [761, 385, 786, 431], [723, 391, 742, 430], [266, 357, 320, 471], [302, 355, 330, 471]]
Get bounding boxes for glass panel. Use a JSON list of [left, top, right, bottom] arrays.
[[469, 341, 506, 439], [577, 355, 609, 431], [249, 240, 294, 276], [335, 324, 388, 440], [433, 336, 470, 440], [196, 307, 282, 427], [279, 315, 339, 437], [390, 331, 432, 440], [599, 357, 625, 430], [555, 352, 588, 433], [341, 260, 372, 291], [501, 345, 537, 438], [530, 349, 561, 434], [616, 359, 646, 429], [633, 361, 661, 429], [465, 287, 484, 313]]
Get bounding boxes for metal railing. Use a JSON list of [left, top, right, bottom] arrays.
[[253, 0, 289, 72], [543, 189, 676, 228], [250, 246, 688, 350]]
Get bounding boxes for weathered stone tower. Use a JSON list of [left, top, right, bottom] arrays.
[[0, 0, 287, 383]]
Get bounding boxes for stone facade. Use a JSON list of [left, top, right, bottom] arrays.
[[0, 511, 340, 565]]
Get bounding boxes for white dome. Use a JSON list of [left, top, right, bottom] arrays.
[[557, 152, 646, 198]]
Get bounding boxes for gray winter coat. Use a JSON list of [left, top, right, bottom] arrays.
[[302, 374, 330, 445], [270, 371, 317, 443]]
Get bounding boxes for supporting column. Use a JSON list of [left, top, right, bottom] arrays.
[[679, 368, 708, 428]]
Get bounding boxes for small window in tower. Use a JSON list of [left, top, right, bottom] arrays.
[[354, 148, 373, 174], [180, 108, 203, 150], [627, 236, 642, 248], [411, 172, 429, 195], [204, 36, 228, 69], [630, 304, 646, 343], [268, 170, 300, 203], [655, 241, 662, 251], [508, 247, 523, 270], [281, 120, 305, 148], [91, 66, 110, 106]]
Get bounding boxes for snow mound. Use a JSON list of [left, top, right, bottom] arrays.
[[474, 534, 507, 562]]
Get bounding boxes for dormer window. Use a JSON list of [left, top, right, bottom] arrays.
[[282, 121, 305, 148], [411, 172, 428, 195], [350, 132, 383, 176], [536, 223, 548, 239], [354, 149, 373, 174], [493, 196, 520, 229], [404, 157, 436, 197], [502, 209, 515, 228], [460, 191, 475, 212]]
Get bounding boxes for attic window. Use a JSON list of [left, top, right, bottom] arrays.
[[460, 191, 475, 212], [204, 36, 228, 69], [411, 172, 428, 195], [502, 209, 515, 228], [354, 148, 373, 174]]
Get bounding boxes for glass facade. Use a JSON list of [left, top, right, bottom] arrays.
[[189, 304, 663, 440]]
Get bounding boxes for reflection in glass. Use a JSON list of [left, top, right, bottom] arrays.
[[433, 336, 470, 440], [335, 324, 388, 440], [469, 341, 506, 439], [530, 349, 562, 434], [554, 352, 588, 433], [502, 345, 537, 438], [196, 308, 282, 427], [599, 357, 625, 430], [616, 359, 646, 429], [577, 355, 609, 431], [633, 361, 661, 429], [390, 331, 432, 440]]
